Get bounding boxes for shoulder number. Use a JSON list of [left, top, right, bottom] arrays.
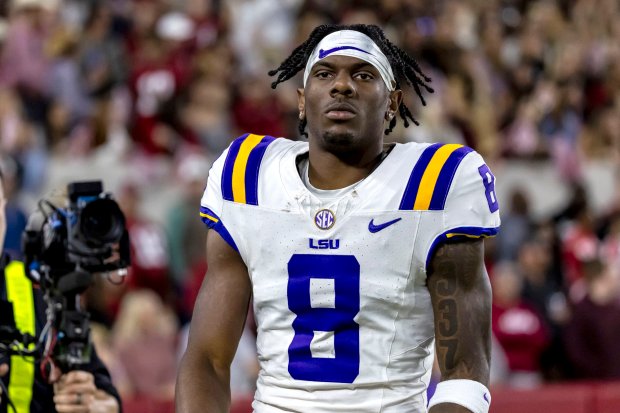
[[477, 164, 499, 213]]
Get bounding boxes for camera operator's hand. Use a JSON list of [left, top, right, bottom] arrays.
[[0, 363, 8, 403], [53, 370, 119, 413]]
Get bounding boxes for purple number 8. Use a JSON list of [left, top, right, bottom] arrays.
[[478, 164, 499, 213]]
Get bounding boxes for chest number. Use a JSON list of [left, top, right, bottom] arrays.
[[287, 254, 360, 383]]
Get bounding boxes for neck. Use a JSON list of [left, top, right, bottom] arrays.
[[307, 139, 385, 190]]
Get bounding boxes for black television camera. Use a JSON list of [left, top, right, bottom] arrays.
[[14, 180, 131, 372]]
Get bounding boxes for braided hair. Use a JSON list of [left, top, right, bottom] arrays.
[[269, 24, 433, 137]]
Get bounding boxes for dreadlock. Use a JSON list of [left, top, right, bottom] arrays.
[[268, 24, 434, 137]]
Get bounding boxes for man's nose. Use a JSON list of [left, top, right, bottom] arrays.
[[330, 71, 355, 97]]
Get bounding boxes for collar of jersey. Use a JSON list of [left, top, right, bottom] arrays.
[[279, 141, 401, 208]]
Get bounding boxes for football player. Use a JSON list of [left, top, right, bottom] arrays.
[[177, 24, 500, 413]]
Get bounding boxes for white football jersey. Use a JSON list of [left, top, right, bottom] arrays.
[[200, 134, 500, 413]]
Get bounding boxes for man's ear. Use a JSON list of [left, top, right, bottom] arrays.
[[297, 88, 305, 112], [388, 89, 403, 113]]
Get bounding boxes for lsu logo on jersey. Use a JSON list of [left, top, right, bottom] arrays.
[[309, 239, 340, 249]]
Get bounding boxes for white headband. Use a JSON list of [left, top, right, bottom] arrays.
[[303, 30, 396, 91]]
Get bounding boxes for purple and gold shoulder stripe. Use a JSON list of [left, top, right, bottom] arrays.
[[399, 143, 473, 211], [200, 206, 238, 251], [221, 133, 276, 205]]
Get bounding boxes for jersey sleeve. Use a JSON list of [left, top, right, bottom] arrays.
[[199, 133, 278, 252], [425, 150, 501, 270], [199, 145, 239, 252]]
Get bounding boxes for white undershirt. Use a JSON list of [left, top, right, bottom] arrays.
[[298, 157, 361, 201]]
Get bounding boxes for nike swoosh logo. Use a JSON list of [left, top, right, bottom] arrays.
[[318, 46, 371, 59], [368, 218, 402, 233], [483, 393, 490, 404]]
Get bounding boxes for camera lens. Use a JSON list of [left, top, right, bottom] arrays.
[[79, 199, 125, 245]]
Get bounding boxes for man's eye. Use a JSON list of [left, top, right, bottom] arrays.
[[356, 73, 374, 80], [315, 71, 331, 79]]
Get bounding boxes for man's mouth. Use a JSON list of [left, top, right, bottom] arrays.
[[325, 110, 356, 120], [324, 103, 357, 121]]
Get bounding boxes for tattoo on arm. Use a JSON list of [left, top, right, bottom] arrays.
[[434, 274, 459, 369], [438, 300, 458, 370], [428, 239, 491, 384]]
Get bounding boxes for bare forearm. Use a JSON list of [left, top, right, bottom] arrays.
[[428, 294, 491, 413], [176, 352, 231, 413], [431, 281, 491, 383], [175, 232, 251, 412], [428, 240, 492, 413]]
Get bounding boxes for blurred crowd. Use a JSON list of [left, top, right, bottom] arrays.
[[0, 0, 619, 411]]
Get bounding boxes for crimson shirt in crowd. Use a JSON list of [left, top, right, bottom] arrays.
[[125, 218, 173, 302], [492, 301, 550, 373]]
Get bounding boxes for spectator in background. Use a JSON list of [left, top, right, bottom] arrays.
[[580, 103, 620, 160], [128, 11, 196, 156], [496, 188, 534, 261], [184, 0, 223, 50], [78, 1, 126, 100], [166, 153, 210, 290], [0, 0, 53, 123], [191, 40, 234, 85], [179, 76, 233, 156], [502, 84, 548, 159], [90, 322, 132, 399], [224, 0, 299, 76], [113, 289, 178, 410], [0, 86, 48, 195], [123, 0, 163, 56], [47, 25, 91, 126], [0, 154, 27, 258], [601, 214, 620, 265], [562, 208, 600, 293], [403, 76, 467, 147], [519, 237, 568, 328], [492, 262, 550, 388], [117, 182, 174, 306], [232, 73, 287, 138], [539, 80, 583, 181], [518, 230, 571, 380], [564, 259, 620, 379]]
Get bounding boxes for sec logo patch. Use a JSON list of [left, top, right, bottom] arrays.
[[314, 209, 335, 230]]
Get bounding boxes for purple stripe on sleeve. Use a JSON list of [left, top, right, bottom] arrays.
[[199, 206, 239, 252], [399, 143, 443, 210], [425, 226, 500, 272], [244, 135, 276, 206], [221, 134, 249, 201], [428, 146, 473, 210]]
